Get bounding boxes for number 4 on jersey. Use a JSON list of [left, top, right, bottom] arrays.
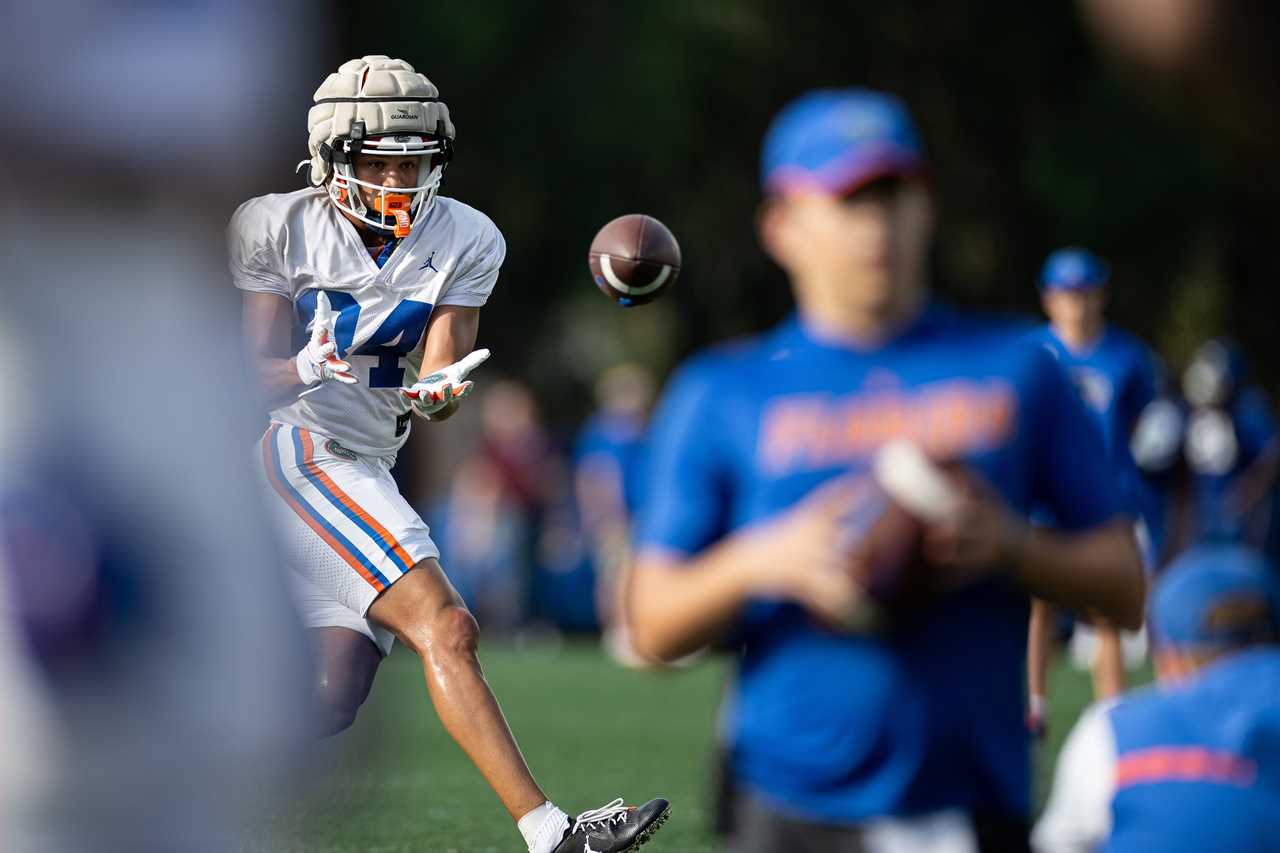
[[296, 290, 433, 388]]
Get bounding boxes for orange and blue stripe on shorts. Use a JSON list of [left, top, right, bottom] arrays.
[[261, 424, 413, 592]]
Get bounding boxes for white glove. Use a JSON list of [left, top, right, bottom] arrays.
[[400, 349, 490, 418], [296, 292, 357, 387]]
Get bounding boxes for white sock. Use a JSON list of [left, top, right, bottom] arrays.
[[518, 801, 571, 853]]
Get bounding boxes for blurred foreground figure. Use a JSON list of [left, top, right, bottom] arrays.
[[1027, 248, 1161, 731], [0, 299, 309, 853], [0, 5, 313, 849], [1034, 546, 1280, 852], [628, 89, 1145, 853], [0, 4, 325, 845]]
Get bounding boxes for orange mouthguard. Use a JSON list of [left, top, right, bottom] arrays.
[[375, 193, 412, 237]]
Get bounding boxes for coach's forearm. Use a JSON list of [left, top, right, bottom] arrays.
[[1011, 518, 1145, 631], [628, 537, 763, 663]]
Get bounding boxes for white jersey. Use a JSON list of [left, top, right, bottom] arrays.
[[229, 187, 504, 456]]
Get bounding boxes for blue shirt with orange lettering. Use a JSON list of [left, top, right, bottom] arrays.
[[1106, 649, 1280, 852], [635, 304, 1120, 822]]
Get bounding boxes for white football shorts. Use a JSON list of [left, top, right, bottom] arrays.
[[257, 421, 440, 655]]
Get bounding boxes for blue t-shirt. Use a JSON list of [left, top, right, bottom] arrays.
[[1106, 649, 1280, 852], [1035, 325, 1158, 525], [1034, 325, 1157, 457], [634, 304, 1119, 821]]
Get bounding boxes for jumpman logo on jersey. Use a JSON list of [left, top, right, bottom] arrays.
[[418, 251, 438, 273]]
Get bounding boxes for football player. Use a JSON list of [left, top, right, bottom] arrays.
[[1026, 249, 1162, 731], [1178, 339, 1280, 548], [231, 56, 668, 853], [627, 88, 1146, 852], [1033, 545, 1280, 852]]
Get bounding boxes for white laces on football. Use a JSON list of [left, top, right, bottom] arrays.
[[574, 798, 630, 830]]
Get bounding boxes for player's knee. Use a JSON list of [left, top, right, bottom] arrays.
[[310, 650, 378, 738], [313, 678, 365, 737], [403, 604, 480, 662], [433, 605, 480, 657]]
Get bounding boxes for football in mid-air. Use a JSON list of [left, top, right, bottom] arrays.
[[588, 214, 681, 307]]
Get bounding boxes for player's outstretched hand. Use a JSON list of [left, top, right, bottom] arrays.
[[401, 348, 490, 418], [296, 292, 358, 387], [921, 468, 1028, 584], [744, 476, 873, 631]]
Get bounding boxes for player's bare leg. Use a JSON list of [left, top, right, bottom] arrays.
[[1026, 598, 1056, 738], [367, 559, 670, 852], [309, 627, 381, 737], [1092, 624, 1126, 699], [367, 557, 545, 820]]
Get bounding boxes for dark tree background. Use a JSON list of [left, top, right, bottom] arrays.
[[263, 0, 1280, 427]]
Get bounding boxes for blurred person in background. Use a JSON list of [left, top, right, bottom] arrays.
[[235, 54, 668, 853], [474, 380, 559, 629], [427, 380, 597, 635], [1130, 339, 1279, 564], [573, 363, 656, 664], [479, 379, 559, 525], [470, 379, 604, 633], [628, 88, 1145, 853], [1179, 339, 1279, 547], [426, 452, 528, 632], [1033, 545, 1280, 852], [1, 3, 313, 851], [530, 456, 600, 635], [1026, 248, 1162, 734]]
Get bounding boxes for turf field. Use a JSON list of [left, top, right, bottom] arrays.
[[250, 638, 1149, 852]]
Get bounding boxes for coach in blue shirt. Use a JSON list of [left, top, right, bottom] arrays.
[[1034, 249, 1158, 469], [627, 89, 1146, 852], [1027, 249, 1162, 717], [1034, 546, 1280, 852]]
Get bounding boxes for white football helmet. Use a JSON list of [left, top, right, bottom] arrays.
[[302, 56, 455, 236]]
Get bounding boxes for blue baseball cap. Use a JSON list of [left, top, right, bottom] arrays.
[[761, 88, 926, 197], [1150, 546, 1280, 651], [1039, 248, 1110, 291]]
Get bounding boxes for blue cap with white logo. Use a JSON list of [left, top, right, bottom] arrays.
[[761, 88, 926, 197], [1039, 248, 1110, 291], [1150, 546, 1280, 651]]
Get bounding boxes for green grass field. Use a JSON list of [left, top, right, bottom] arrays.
[[250, 638, 1149, 852]]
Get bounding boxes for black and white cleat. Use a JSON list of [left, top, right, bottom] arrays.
[[551, 797, 671, 853]]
